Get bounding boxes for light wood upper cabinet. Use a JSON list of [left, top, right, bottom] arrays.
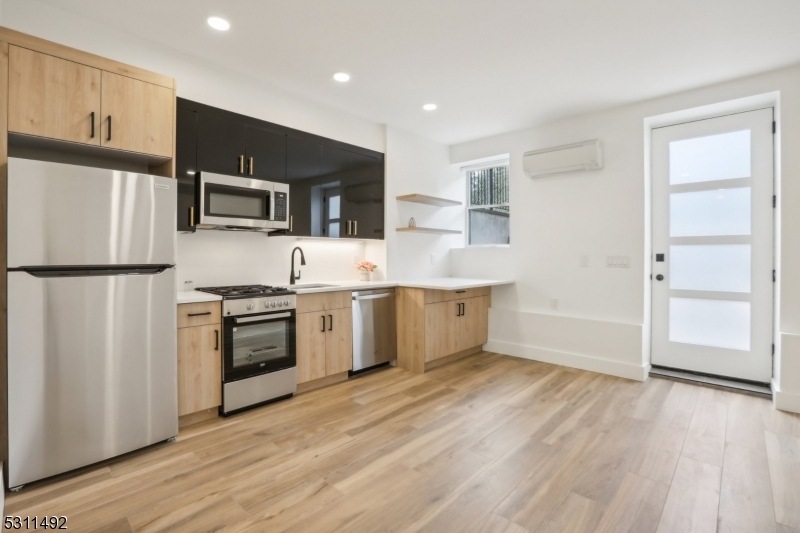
[[100, 71, 173, 157], [296, 311, 327, 383], [177, 323, 222, 416], [8, 46, 100, 145], [326, 307, 353, 375]]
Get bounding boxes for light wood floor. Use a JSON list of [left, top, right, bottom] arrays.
[[7, 351, 800, 533]]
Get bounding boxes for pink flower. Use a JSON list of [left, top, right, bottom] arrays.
[[355, 261, 377, 272]]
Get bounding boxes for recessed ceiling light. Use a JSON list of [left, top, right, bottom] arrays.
[[207, 17, 230, 31], [333, 72, 351, 82], [423, 103, 437, 111]]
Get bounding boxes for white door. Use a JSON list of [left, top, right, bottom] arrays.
[[651, 108, 774, 383]]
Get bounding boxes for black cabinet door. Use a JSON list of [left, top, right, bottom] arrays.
[[176, 107, 198, 233], [318, 146, 352, 239], [285, 136, 321, 237], [196, 114, 247, 177], [245, 126, 286, 182], [341, 151, 384, 240]]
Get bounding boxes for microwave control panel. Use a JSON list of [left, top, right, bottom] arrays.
[[273, 192, 288, 221]]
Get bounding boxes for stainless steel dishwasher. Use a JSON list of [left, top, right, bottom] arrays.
[[352, 288, 397, 373]]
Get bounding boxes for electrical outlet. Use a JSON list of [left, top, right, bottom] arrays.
[[430, 254, 436, 265], [580, 255, 589, 268], [551, 297, 559, 310]]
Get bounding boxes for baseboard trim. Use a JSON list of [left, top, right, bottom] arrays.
[[772, 379, 800, 414], [424, 346, 482, 371], [296, 371, 349, 394], [178, 407, 219, 429], [484, 340, 649, 381]]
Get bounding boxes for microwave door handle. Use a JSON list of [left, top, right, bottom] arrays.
[[234, 312, 292, 324]]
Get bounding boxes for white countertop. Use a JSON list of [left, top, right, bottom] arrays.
[[177, 278, 513, 304]]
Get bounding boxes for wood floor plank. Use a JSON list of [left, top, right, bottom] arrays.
[[681, 400, 728, 467], [718, 442, 776, 533], [592, 472, 668, 533], [662, 381, 701, 413], [476, 513, 530, 533], [630, 407, 692, 485], [656, 456, 722, 533], [726, 393, 770, 454], [765, 430, 800, 529], [540, 491, 604, 533]]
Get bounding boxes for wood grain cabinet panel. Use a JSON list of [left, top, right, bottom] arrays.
[[100, 71, 173, 157], [177, 301, 221, 329], [326, 307, 353, 375], [8, 45, 100, 145], [177, 324, 222, 416], [459, 296, 489, 351], [296, 312, 327, 383], [424, 287, 490, 304], [296, 291, 352, 314], [424, 300, 459, 362]]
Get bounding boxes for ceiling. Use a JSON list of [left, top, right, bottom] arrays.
[[37, 0, 800, 145]]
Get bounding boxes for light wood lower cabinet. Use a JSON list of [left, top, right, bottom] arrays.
[[177, 303, 222, 419], [296, 292, 353, 386], [398, 287, 491, 373]]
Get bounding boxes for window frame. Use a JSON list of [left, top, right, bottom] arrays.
[[463, 158, 511, 248]]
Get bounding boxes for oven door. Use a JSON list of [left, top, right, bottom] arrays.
[[198, 172, 274, 230], [223, 310, 296, 382]]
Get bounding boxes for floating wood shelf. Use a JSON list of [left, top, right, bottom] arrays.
[[396, 194, 462, 207], [396, 227, 462, 235]]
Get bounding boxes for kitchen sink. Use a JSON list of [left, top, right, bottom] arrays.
[[290, 283, 338, 289]]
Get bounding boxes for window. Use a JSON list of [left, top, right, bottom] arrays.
[[467, 162, 510, 245]]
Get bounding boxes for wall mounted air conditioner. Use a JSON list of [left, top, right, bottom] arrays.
[[523, 139, 603, 178]]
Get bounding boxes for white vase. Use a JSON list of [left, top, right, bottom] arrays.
[[359, 270, 371, 282]]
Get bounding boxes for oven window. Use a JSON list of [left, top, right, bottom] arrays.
[[231, 321, 289, 368], [205, 183, 269, 219]]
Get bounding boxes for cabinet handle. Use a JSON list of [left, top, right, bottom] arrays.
[[455, 290, 466, 294], [456, 304, 461, 317], [214, 330, 219, 351], [248, 157, 254, 176], [353, 220, 358, 236], [188, 311, 212, 317], [90, 112, 95, 139], [189, 206, 195, 227], [461, 303, 465, 316], [289, 215, 293, 232], [238, 155, 245, 174], [107, 115, 112, 141], [328, 314, 333, 331], [321, 315, 326, 332]]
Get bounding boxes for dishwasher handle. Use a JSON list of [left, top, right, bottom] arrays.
[[353, 293, 394, 301]]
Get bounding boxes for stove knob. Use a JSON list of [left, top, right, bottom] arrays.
[[246, 302, 254, 310], [270, 301, 277, 308], [277, 300, 284, 307], [264, 301, 270, 308], [284, 299, 290, 306]]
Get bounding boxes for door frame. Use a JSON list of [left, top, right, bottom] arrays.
[[643, 92, 781, 384]]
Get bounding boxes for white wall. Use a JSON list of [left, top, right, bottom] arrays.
[[451, 65, 800, 411], [1, 0, 388, 286], [384, 126, 464, 279]]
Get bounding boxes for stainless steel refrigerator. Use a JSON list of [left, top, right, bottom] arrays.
[[6, 157, 178, 489]]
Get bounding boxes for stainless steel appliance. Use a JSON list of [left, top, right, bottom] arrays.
[[196, 172, 289, 232], [195, 285, 297, 414], [352, 289, 397, 373], [6, 157, 178, 490]]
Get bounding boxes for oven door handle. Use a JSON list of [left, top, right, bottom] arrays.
[[234, 312, 292, 324]]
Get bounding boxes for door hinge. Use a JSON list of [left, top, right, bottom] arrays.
[[772, 344, 775, 356], [773, 195, 777, 208], [773, 121, 776, 134], [773, 270, 776, 282]]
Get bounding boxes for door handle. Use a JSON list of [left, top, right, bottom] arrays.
[[107, 115, 112, 142], [238, 155, 245, 174], [456, 303, 462, 317], [353, 220, 358, 236], [328, 314, 333, 331], [289, 215, 293, 232], [248, 157, 254, 176], [90, 112, 95, 139], [189, 206, 195, 227], [460, 303, 465, 316], [214, 330, 219, 351], [321, 315, 326, 332], [656, 274, 664, 281], [188, 311, 212, 317], [346, 220, 351, 235]]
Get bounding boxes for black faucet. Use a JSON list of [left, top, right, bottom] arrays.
[[290, 246, 306, 285]]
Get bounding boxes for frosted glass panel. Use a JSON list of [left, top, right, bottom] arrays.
[[670, 130, 751, 184], [670, 245, 751, 293], [669, 298, 750, 350], [329, 195, 340, 219], [329, 222, 340, 238], [670, 188, 751, 237]]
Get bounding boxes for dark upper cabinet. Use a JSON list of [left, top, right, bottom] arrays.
[[341, 151, 384, 239], [176, 106, 198, 233], [196, 114, 247, 177], [245, 126, 286, 181], [285, 136, 320, 238]]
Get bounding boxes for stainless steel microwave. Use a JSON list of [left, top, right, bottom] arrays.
[[196, 172, 289, 232]]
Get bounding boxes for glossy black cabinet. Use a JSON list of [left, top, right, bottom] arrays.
[[176, 107, 198, 233], [176, 98, 384, 239]]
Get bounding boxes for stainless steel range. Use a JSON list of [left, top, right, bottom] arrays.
[[196, 285, 297, 415]]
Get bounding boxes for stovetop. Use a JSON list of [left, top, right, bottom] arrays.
[[196, 284, 296, 299]]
